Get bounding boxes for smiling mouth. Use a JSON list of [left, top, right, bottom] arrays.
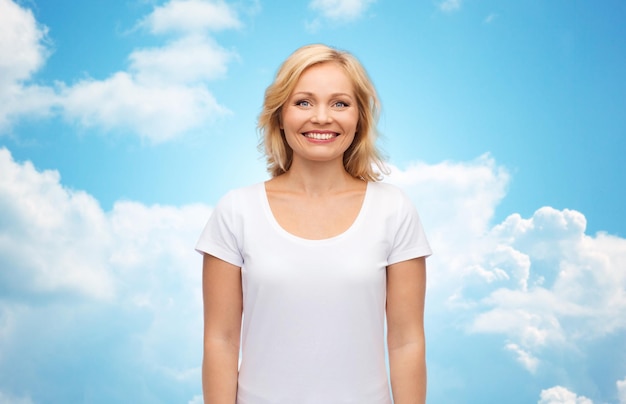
[[302, 132, 338, 140]]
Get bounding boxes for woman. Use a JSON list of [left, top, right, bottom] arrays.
[[196, 44, 431, 404]]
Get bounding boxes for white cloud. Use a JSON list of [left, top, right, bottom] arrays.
[[0, 147, 212, 400], [618, 376, 626, 404], [0, 0, 57, 131], [140, 0, 242, 34], [0, 148, 114, 299], [454, 207, 626, 373], [59, 72, 227, 142], [471, 207, 626, 343], [0, 83, 58, 131], [0, 0, 242, 142], [387, 155, 626, 376], [505, 342, 539, 373], [538, 386, 593, 404], [59, 31, 236, 141], [129, 35, 236, 84], [439, 0, 462, 13], [0, 390, 34, 404], [386, 154, 510, 287], [0, 0, 49, 84], [309, 0, 376, 21], [0, 147, 211, 299]]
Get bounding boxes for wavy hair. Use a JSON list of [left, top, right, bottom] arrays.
[[258, 44, 388, 181]]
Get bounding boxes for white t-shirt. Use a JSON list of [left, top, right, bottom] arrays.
[[196, 181, 431, 404]]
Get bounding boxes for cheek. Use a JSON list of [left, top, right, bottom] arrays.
[[280, 109, 300, 132]]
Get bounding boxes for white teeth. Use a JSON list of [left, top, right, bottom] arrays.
[[304, 132, 336, 140]]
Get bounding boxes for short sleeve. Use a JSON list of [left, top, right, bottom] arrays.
[[195, 191, 244, 267], [387, 189, 432, 266]]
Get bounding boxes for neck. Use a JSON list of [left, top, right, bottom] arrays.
[[282, 159, 359, 196]]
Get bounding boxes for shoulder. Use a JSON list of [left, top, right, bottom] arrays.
[[369, 181, 404, 194], [368, 181, 413, 206], [366, 182, 424, 226], [212, 182, 264, 217], [216, 182, 263, 204]]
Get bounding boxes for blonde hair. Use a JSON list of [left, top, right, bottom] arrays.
[[258, 44, 388, 181]]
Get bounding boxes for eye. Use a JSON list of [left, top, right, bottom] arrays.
[[295, 100, 311, 107], [333, 101, 349, 108]]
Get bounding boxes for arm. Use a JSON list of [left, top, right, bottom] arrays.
[[386, 256, 427, 404], [202, 253, 243, 404]]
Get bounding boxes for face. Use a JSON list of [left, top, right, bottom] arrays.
[[280, 62, 359, 167]]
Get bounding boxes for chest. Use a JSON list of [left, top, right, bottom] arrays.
[[266, 191, 366, 240]]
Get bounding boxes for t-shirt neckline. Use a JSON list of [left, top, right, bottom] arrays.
[[259, 181, 372, 243]]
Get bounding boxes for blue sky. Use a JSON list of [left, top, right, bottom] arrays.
[[0, 0, 625, 403]]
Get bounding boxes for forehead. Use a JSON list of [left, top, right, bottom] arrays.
[[292, 62, 354, 94]]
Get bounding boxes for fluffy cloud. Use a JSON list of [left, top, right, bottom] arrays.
[[538, 386, 593, 404], [387, 154, 626, 377], [0, 148, 211, 401], [439, 0, 462, 12], [468, 208, 626, 360], [0, 147, 210, 299], [0, 0, 241, 142], [387, 154, 510, 287], [0, 148, 115, 299], [618, 376, 626, 404], [0, 0, 48, 84], [505, 343, 539, 373], [60, 0, 242, 142], [309, 0, 376, 20], [128, 35, 235, 84], [0, 391, 33, 404], [59, 71, 227, 142], [140, 0, 241, 34], [0, 0, 57, 130]]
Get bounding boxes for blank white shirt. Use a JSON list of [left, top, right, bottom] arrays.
[[196, 181, 431, 404]]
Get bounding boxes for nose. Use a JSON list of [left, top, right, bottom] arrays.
[[311, 106, 332, 124]]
